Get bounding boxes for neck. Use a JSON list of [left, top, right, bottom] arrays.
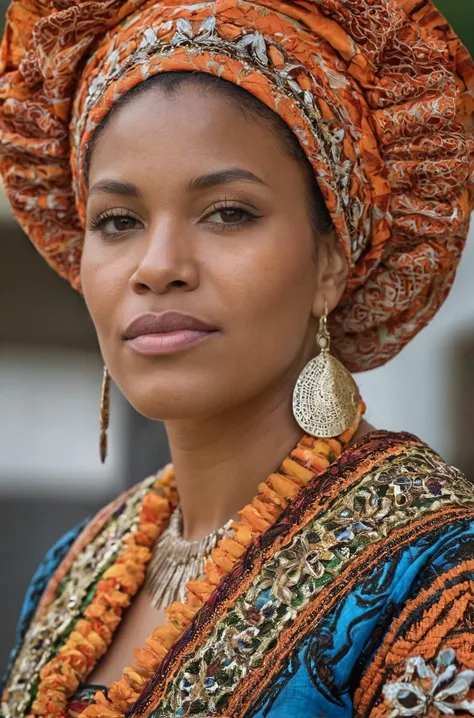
[[164, 373, 374, 544], [164, 377, 304, 542]]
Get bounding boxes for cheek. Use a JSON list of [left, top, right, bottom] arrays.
[[223, 223, 317, 371], [80, 237, 127, 342]]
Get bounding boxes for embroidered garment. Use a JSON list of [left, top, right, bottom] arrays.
[[0, 0, 473, 371], [3, 431, 474, 717], [68, 686, 108, 718]]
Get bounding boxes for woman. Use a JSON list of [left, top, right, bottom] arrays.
[[1, 0, 474, 715]]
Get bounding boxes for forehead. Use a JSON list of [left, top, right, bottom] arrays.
[[87, 83, 301, 190]]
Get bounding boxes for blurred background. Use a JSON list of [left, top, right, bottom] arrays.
[[1, 0, 474, 677]]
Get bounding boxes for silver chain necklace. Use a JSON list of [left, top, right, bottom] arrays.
[[145, 504, 235, 609]]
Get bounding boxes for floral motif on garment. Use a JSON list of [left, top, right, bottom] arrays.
[[382, 649, 474, 716], [355, 553, 474, 717]]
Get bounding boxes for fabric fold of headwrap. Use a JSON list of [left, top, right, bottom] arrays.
[[0, 0, 473, 371]]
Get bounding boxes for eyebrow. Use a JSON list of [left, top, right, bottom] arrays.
[[186, 168, 267, 192], [89, 179, 142, 198], [89, 168, 266, 199]]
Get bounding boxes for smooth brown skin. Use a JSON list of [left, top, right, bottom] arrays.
[[81, 83, 373, 691]]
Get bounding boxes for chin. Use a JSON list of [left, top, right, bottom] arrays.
[[119, 377, 234, 422]]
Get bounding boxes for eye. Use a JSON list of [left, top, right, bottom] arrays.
[[103, 216, 141, 233], [88, 209, 143, 238], [203, 201, 260, 230], [209, 207, 247, 224]]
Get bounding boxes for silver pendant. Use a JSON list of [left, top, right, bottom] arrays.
[[145, 505, 234, 608]]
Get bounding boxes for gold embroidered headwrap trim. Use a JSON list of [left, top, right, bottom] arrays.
[[0, 0, 473, 371]]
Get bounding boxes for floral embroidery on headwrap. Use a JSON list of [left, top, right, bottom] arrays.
[[0, 0, 473, 371]]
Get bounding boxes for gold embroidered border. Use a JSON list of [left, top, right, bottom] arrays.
[[133, 437, 415, 717], [147, 444, 474, 717], [229, 508, 474, 716]]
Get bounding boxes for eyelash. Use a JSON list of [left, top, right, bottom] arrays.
[[87, 207, 138, 237], [87, 200, 261, 240]]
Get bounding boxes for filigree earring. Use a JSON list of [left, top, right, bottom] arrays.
[[99, 365, 110, 463], [292, 302, 360, 438]]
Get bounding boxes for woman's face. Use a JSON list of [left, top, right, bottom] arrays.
[[82, 82, 345, 421]]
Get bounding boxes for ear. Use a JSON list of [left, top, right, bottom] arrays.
[[311, 232, 348, 318]]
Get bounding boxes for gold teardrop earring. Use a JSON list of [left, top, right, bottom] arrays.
[[292, 302, 360, 438], [99, 365, 111, 463]]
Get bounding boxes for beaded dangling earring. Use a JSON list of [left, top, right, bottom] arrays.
[[292, 302, 360, 438], [99, 365, 110, 463]]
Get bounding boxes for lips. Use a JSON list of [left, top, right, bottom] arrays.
[[123, 311, 217, 340]]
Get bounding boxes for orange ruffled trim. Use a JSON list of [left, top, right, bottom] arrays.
[[29, 401, 365, 718], [27, 472, 178, 718]]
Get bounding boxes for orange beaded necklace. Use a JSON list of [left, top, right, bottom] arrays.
[[30, 401, 364, 718]]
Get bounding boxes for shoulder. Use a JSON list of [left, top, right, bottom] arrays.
[[297, 429, 474, 607], [31, 472, 160, 617], [352, 506, 474, 716], [293, 429, 474, 571], [1, 472, 159, 695], [1, 520, 87, 694], [292, 429, 474, 638], [336, 432, 474, 715], [336, 430, 474, 585], [340, 429, 474, 517], [275, 432, 474, 716]]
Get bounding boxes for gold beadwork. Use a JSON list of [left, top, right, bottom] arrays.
[[292, 304, 360, 438], [99, 365, 110, 464]]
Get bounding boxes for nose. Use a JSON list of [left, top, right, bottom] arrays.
[[129, 216, 199, 295]]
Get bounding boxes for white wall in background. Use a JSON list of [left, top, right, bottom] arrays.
[[0, 346, 126, 496], [358, 225, 474, 464]]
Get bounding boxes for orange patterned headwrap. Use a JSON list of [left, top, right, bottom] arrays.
[[0, 0, 473, 371]]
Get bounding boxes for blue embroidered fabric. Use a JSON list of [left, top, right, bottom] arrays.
[[248, 519, 474, 717]]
